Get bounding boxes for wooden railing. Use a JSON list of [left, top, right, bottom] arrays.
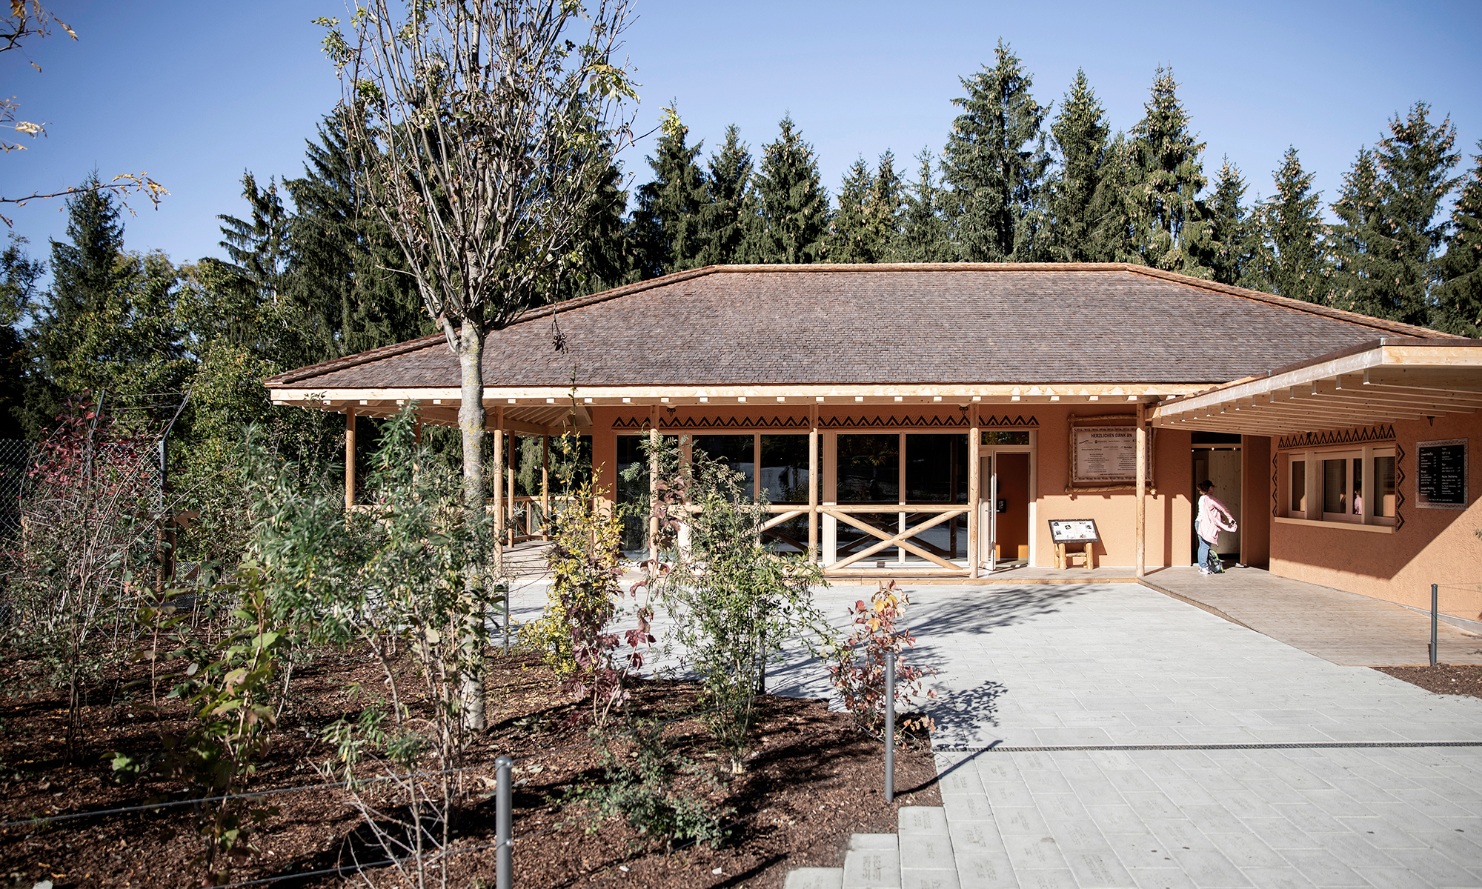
[[821, 505, 970, 572]]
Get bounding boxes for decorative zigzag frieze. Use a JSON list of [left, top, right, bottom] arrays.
[[1277, 425, 1395, 450], [610, 413, 1040, 431]]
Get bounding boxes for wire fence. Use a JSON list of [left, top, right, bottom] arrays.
[[0, 438, 31, 537]]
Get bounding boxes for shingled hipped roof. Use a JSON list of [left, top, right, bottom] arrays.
[[267, 263, 1446, 393]]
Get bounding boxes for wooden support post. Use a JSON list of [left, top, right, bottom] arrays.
[[649, 407, 661, 564], [1135, 400, 1147, 578], [493, 408, 505, 570], [541, 433, 551, 541], [344, 409, 357, 510], [808, 405, 820, 559], [507, 431, 517, 539], [968, 405, 980, 578]]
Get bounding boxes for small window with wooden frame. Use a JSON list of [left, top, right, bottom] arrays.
[[1280, 445, 1396, 530]]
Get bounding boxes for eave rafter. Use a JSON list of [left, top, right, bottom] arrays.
[[1151, 339, 1482, 435]]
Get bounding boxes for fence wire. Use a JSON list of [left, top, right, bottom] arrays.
[[0, 438, 31, 536]]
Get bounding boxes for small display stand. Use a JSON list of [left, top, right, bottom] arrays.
[[1049, 519, 1099, 570]]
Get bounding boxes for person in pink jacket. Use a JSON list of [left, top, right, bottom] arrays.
[[1195, 480, 1238, 575]]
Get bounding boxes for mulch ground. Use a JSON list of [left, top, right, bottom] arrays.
[[0, 648, 939, 889], [1375, 663, 1482, 699]]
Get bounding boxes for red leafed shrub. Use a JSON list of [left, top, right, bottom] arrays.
[[828, 580, 937, 741]]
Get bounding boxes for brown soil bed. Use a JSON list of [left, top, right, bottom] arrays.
[[0, 648, 938, 888], [1376, 663, 1482, 699]]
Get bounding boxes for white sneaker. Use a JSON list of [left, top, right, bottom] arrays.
[[1198, 567, 1211, 576]]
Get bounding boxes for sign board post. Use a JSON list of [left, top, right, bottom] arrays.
[[1048, 519, 1100, 570]]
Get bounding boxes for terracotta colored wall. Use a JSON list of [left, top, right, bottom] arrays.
[[1268, 410, 1482, 619], [1031, 406, 1192, 569]]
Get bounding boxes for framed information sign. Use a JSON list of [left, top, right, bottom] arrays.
[[1417, 439, 1467, 509], [1049, 519, 1100, 544], [1066, 415, 1154, 491]]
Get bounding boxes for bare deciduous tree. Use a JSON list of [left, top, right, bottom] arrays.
[[318, 0, 635, 729]]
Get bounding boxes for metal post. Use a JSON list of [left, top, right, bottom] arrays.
[[885, 650, 896, 803], [503, 588, 511, 655], [496, 755, 514, 889], [1431, 583, 1439, 667]]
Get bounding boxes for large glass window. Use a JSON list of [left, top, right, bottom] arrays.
[[837, 434, 899, 503], [693, 434, 755, 494], [1322, 458, 1349, 517], [905, 434, 968, 503], [760, 434, 810, 504]]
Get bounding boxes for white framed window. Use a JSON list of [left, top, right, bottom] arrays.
[[1282, 446, 1396, 529]]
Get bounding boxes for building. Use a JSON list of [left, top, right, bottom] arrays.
[[266, 263, 1482, 621]]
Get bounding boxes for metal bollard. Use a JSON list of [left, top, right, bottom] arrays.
[[885, 650, 895, 804], [496, 755, 514, 889], [1431, 583, 1439, 668]]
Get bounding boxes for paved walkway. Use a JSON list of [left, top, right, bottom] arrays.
[[898, 582, 1482, 888], [1143, 566, 1482, 666], [504, 571, 1482, 887]]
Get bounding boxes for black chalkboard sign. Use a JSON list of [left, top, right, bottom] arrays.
[[1417, 439, 1467, 509]]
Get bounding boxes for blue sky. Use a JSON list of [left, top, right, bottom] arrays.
[[5, 0, 1482, 270]]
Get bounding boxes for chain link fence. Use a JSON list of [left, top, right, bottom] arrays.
[[0, 438, 32, 537]]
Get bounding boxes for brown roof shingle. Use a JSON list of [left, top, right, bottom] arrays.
[[266, 264, 1451, 391]]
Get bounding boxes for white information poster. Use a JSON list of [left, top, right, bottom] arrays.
[[1072, 426, 1138, 485]]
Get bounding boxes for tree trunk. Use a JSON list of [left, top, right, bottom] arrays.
[[457, 320, 487, 731]]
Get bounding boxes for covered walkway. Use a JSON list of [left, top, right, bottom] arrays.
[[1142, 566, 1482, 667]]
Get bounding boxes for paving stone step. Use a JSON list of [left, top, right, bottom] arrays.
[[782, 807, 960, 889]]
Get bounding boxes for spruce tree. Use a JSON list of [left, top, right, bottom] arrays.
[[827, 158, 874, 262], [942, 40, 1050, 261], [566, 144, 634, 295], [28, 178, 188, 433], [1046, 70, 1109, 262], [285, 113, 428, 359], [699, 125, 757, 266], [0, 236, 42, 438], [1433, 143, 1482, 336], [895, 150, 953, 262], [863, 151, 905, 260], [1329, 148, 1385, 317], [1255, 148, 1327, 302], [752, 115, 829, 264], [1127, 68, 1212, 277], [218, 172, 290, 298], [1373, 102, 1460, 326], [1206, 160, 1256, 287], [630, 106, 708, 277], [1087, 134, 1139, 263]]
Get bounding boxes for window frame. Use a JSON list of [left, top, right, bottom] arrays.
[[1280, 445, 1397, 531]]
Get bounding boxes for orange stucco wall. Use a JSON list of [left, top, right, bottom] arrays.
[[1268, 410, 1482, 620]]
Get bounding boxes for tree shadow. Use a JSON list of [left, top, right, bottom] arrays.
[[907, 583, 1103, 636], [925, 678, 1008, 742]]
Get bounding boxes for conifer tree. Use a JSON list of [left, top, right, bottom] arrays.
[[0, 236, 41, 438], [566, 144, 634, 295], [27, 178, 188, 434], [280, 114, 431, 360], [699, 125, 757, 266], [1046, 70, 1109, 262], [1329, 148, 1385, 317], [1127, 68, 1211, 277], [630, 106, 708, 277], [827, 158, 874, 262], [1087, 134, 1139, 263], [863, 151, 905, 259], [753, 115, 829, 263], [1433, 144, 1482, 336], [1253, 148, 1327, 302], [942, 40, 1050, 261], [1374, 102, 1460, 326], [895, 150, 953, 262], [218, 173, 290, 298], [1206, 160, 1256, 287]]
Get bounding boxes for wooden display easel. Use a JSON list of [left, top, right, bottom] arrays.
[[1048, 519, 1099, 570]]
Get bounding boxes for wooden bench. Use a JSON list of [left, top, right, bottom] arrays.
[[1054, 540, 1095, 570]]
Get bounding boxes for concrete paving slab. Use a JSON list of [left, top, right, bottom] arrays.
[[785, 868, 845, 889]]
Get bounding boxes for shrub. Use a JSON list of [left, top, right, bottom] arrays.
[[828, 580, 937, 741]]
